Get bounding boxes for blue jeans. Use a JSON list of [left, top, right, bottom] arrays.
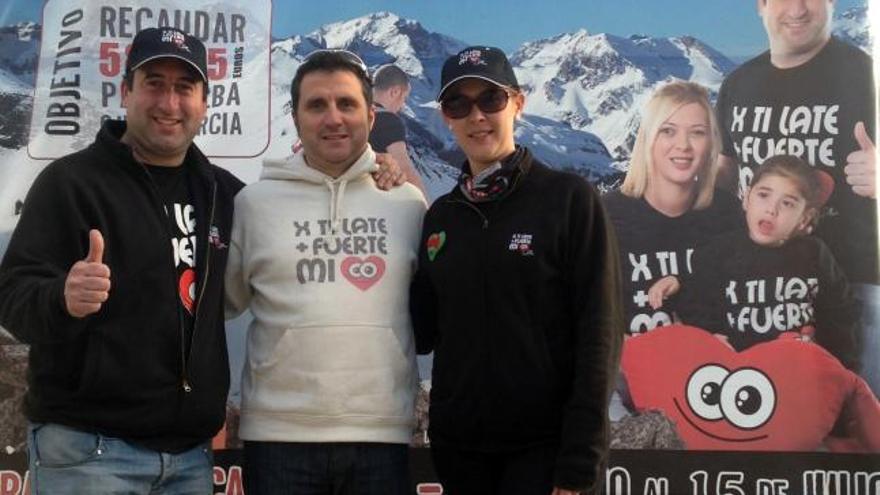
[[27, 423, 212, 495], [243, 441, 410, 495], [856, 284, 880, 398]]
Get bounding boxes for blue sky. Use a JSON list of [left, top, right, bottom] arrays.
[[0, 0, 870, 59]]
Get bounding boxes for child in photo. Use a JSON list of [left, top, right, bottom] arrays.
[[649, 154, 861, 370]]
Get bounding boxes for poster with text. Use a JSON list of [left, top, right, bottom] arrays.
[[0, 0, 878, 494]]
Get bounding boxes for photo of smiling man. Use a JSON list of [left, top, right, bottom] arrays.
[[224, 49, 426, 494]]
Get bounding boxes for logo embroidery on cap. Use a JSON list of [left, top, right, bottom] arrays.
[[508, 233, 534, 256], [161, 29, 190, 52], [459, 49, 487, 66], [426, 231, 446, 261]]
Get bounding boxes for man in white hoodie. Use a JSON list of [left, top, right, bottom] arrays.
[[225, 49, 426, 494]]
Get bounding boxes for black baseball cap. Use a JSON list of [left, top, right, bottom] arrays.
[[437, 46, 519, 101], [126, 27, 208, 84]]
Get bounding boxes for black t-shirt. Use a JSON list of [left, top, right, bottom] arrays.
[[603, 189, 743, 334], [716, 37, 878, 283], [369, 105, 406, 153], [677, 230, 860, 370], [145, 163, 197, 350]]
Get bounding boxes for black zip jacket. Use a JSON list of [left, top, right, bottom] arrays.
[[410, 148, 624, 492], [0, 121, 243, 452]]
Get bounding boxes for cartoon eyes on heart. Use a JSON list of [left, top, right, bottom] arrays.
[[685, 364, 777, 430]]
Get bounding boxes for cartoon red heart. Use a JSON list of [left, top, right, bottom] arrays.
[[178, 268, 196, 314], [621, 324, 880, 451], [341, 256, 386, 291]]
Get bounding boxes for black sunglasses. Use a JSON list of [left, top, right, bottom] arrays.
[[441, 87, 512, 119], [304, 49, 370, 79]]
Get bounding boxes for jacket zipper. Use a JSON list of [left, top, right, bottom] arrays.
[[137, 165, 191, 393], [183, 182, 218, 393]]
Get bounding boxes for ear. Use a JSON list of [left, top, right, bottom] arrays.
[[798, 207, 818, 233], [756, 0, 767, 16], [121, 79, 131, 109], [742, 187, 751, 212], [439, 106, 452, 128], [367, 104, 376, 130], [513, 92, 525, 119]]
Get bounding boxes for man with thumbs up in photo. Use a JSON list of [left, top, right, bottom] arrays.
[[0, 27, 243, 493], [714, 0, 878, 395]]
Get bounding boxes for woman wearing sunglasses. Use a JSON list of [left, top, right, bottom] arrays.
[[410, 46, 623, 495]]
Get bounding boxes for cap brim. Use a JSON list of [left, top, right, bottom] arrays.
[[129, 54, 208, 84], [436, 75, 511, 101]]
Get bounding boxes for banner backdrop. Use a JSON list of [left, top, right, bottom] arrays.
[[0, 1, 878, 494], [29, 0, 271, 159]]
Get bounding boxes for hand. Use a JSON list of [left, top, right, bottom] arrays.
[[551, 488, 581, 495], [64, 229, 111, 318], [647, 275, 680, 310], [845, 121, 876, 198], [372, 153, 406, 191]]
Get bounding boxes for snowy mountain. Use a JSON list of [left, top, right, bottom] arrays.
[[511, 29, 736, 162], [268, 12, 618, 195], [0, 22, 39, 149], [0, 22, 39, 90], [834, 6, 871, 53], [0, 8, 872, 187]]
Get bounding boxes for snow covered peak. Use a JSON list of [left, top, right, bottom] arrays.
[[834, 6, 871, 53], [0, 22, 40, 89], [12, 22, 39, 42], [304, 11, 466, 78]]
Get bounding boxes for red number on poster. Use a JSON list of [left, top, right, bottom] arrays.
[[99, 42, 121, 77], [207, 48, 227, 80]]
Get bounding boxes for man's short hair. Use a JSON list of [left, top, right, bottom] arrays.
[[373, 64, 409, 91], [290, 50, 373, 115]]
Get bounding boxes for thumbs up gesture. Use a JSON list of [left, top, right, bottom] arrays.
[[845, 121, 877, 198], [64, 229, 111, 318]]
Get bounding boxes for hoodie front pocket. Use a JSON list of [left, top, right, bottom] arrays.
[[245, 324, 416, 420]]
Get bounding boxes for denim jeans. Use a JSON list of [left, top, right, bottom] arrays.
[[27, 423, 212, 495], [243, 441, 410, 495]]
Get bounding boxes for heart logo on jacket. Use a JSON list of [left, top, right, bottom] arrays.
[[427, 231, 446, 261], [341, 256, 386, 291]]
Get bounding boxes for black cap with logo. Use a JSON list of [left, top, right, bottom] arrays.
[[437, 46, 519, 101], [126, 27, 208, 84]]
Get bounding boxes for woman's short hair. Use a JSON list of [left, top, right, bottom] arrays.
[[621, 81, 721, 210]]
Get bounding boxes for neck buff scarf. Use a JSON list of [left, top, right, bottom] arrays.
[[458, 146, 525, 202]]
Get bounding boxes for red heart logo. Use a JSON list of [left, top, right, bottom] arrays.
[[621, 324, 880, 451], [426, 231, 445, 261], [341, 256, 386, 291], [178, 268, 196, 314]]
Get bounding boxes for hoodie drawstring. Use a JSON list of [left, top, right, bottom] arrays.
[[325, 179, 349, 235]]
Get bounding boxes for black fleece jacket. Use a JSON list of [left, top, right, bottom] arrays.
[[0, 121, 243, 452], [410, 148, 624, 492]]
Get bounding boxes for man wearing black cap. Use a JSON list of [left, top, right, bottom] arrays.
[[0, 27, 243, 493]]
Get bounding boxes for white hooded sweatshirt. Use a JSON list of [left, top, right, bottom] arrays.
[[225, 147, 426, 443]]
